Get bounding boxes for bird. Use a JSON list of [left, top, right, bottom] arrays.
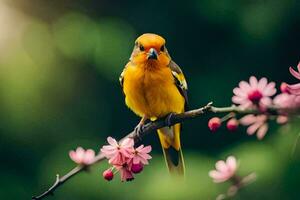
[[119, 33, 188, 175]]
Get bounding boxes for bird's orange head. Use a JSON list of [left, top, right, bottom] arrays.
[[130, 33, 171, 67]]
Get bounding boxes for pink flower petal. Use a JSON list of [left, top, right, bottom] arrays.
[[76, 147, 84, 154], [209, 170, 230, 183], [289, 66, 300, 80], [249, 76, 258, 88], [232, 96, 248, 104], [132, 156, 140, 164], [101, 146, 117, 158], [263, 82, 276, 96], [239, 101, 253, 109], [297, 62, 300, 72], [226, 156, 237, 172], [120, 167, 134, 182], [101, 145, 116, 151], [140, 145, 152, 153], [260, 97, 272, 107], [239, 114, 256, 125], [257, 124, 268, 140], [138, 156, 149, 165], [83, 149, 95, 164], [119, 148, 133, 158], [109, 153, 124, 165], [69, 151, 78, 162], [215, 160, 228, 173], [139, 153, 152, 160], [107, 137, 118, 146], [75, 147, 85, 163], [233, 87, 247, 97], [135, 145, 144, 151], [277, 116, 288, 124], [273, 93, 298, 109], [287, 83, 300, 95], [239, 81, 251, 92], [295, 96, 300, 104], [247, 122, 262, 135], [120, 138, 134, 148], [209, 170, 225, 180], [258, 77, 268, 91], [287, 83, 300, 89]]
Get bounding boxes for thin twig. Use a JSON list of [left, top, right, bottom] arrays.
[[32, 102, 265, 200]]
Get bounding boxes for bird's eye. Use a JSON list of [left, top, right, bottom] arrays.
[[160, 45, 165, 51], [139, 45, 145, 51]]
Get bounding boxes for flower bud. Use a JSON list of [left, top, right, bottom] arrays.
[[277, 115, 288, 124], [208, 117, 221, 132], [131, 163, 144, 174], [103, 169, 114, 181], [226, 118, 239, 132], [280, 82, 289, 93]]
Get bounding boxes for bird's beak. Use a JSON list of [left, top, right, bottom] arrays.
[[147, 48, 158, 60]]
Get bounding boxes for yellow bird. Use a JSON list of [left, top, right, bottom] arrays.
[[119, 33, 188, 175]]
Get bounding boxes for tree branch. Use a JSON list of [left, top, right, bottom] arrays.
[[32, 102, 267, 200]]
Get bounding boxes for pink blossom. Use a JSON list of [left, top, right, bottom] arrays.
[[69, 147, 95, 165], [209, 156, 238, 183], [130, 145, 152, 165], [287, 62, 300, 95], [239, 114, 269, 140], [101, 137, 152, 182], [273, 93, 300, 111], [115, 164, 134, 182], [287, 83, 300, 95], [289, 62, 300, 80], [101, 137, 134, 165], [232, 76, 276, 109]]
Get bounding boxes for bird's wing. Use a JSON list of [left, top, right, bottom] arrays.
[[119, 63, 129, 95], [168, 60, 188, 110], [119, 69, 125, 89]]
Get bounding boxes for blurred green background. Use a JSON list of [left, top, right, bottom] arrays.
[[1, 0, 300, 199]]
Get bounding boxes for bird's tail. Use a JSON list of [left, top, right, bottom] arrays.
[[157, 123, 185, 176]]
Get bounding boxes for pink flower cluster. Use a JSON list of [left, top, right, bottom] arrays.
[[69, 147, 95, 165], [287, 62, 300, 95], [209, 63, 300, 140], [239, 114, 268, 140], [229, 76, 276, 139], [273, 63, 300, 114], [232, 76, 276, 110], [101, 137, 152, 182], [209, 156, 238, 183], [232, 65, 300, 138]]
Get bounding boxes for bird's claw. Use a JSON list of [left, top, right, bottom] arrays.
[[165, 112, 176, 127], [134, 123, 144, 140]]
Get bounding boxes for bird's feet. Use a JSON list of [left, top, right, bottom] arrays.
[[134, 123, 144, 140], [165, 112, 176, 127]]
